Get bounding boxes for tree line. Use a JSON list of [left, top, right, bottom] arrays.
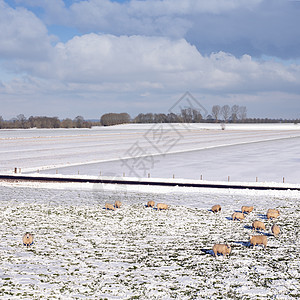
[[0, 115, 99, 129], [0, 107, 299, 129]]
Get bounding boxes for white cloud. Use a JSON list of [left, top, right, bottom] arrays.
[[6, 33, 300, 96], [1, 1, 299, 119], [0, 0, 52, 60]]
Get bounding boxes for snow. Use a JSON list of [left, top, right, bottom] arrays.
[[0, 124, 299, 298], [0, 185, 299, 299], [1, 123, 300, 183]]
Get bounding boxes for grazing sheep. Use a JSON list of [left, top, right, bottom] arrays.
[[23, 232, 34, 246], [267, 208, 280, 215], [105, 203, 115, 211], [249, 235, 267, 248], [242, 206, 254, 214], [212, 244, 231, 257], [232, 212, 245, 221], [212, 205, 221, 213], [271, 224, 280, 237], [252, 220, 266, 231], [114, 200, 122, 208], [267, 211, 279, 220], [147, 200, 155, 208], [157, 203, 168, 210]]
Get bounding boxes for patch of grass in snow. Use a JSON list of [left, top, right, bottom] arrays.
[[0, 186, 299, 299]]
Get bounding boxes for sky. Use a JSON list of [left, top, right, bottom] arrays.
[[0, 0, 300, 120]]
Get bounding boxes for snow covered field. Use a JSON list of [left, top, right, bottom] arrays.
[[0, 185, 299, 299], [1, 123, 300, 183], [0, 124, 299, 299]]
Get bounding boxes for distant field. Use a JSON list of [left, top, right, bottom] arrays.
[[1, 123, 300, 183], [0, 186, 299, 299]]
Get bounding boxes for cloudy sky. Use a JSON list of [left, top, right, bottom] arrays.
[[0, 0, 300, 120]]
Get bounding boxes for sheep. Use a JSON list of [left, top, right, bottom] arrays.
[[105, 203, 115, 211], [267, 208, 280, 215], [267, 211, 279, 220], [242, 206, 254, 214], [232, 212, 245, 221], [249, 235, 267, 248], [147, 200, 155, 208], [252, 220, 266, 231], [23, 232, 34, 246], [212, 244, 231, 257], [271, 224, 280, 237], [114, 200, 122, 208], [212, 204, 221, 213], [157, 203, 168, 210]]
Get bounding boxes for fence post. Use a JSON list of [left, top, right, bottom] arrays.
[[256, 177, 258, 182], [228, 176, 230, 182], [283, 177, 285, 183]]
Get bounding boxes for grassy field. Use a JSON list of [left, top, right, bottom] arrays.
[[0, 185, 299, 299]]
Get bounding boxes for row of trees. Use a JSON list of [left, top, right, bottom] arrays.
[[1, 109, 299, 129], [0, 115, 99, 129], [211, 105, 247, 122], [133, 108, 203, 124]]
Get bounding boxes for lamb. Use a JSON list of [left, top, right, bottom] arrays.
[[147, 201, 155, 208], [267, 210, 279, 220], [252, 220, 266, 231], [114, 200, 122, 208], [23, 232, 34, 246], [232, 212, 245, 221], [271, 224, 280, 237], [242, 206, 254, 214], [105, 203, 115, 211], [212, 244, 231, 257], [212, 205, 221, 213], [157, 203, 168, 210], [249, 235, 267, 248]]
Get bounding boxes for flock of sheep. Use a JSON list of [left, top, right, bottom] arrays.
[[211, 204, 280, 257], [22, 201, 280, 258], [22, 200, 169, 246], [104, 200, 169, 211]]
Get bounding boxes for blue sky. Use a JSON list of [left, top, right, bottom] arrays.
[[0, 0, 300, 119]]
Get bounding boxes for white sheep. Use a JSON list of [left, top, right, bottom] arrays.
[[23, 232, 34, 246], [242, 206, 254, 214], [252, 220, 266, 231], [105, 203, 115, 211], [232, 212, 245, 221], [271, 224, 280, 237], [249, 235, 267, 248], [212, 205, 221, 213], [212, 244, 231, 257], [147, 200, 155, 208], [157, 203, 168, 210]]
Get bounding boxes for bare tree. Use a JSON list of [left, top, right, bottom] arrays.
[[231, 105, 239, 122], [17, 114, 27, 128], [211, 105, 221, 122], [238, 106, 247, 121], [221, 105, 230, 122]]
